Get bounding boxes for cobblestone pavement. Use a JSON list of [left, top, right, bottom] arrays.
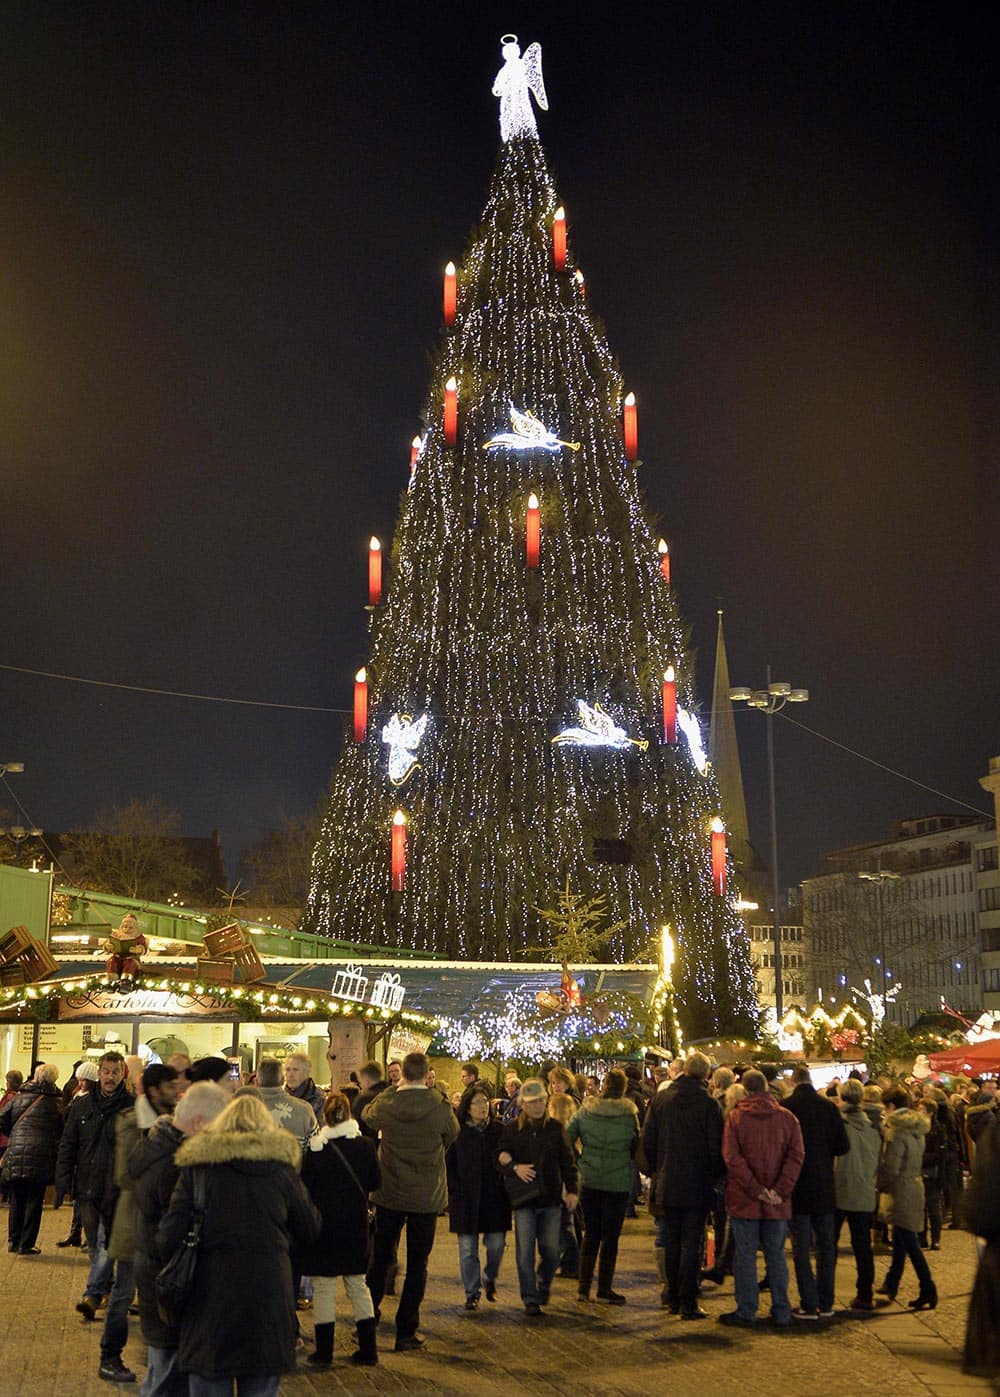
[[0, 1207, 994, 1396]]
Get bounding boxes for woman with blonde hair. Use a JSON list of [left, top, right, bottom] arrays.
[[157, 1092, 320, 1395]]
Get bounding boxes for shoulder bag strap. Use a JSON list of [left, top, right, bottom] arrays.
[[327, 1139, 370, 1203]]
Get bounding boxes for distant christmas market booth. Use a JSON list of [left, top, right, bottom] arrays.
[[0, 883, 675, 1083]]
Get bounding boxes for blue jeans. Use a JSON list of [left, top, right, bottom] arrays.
[[513, 1205, 561, 1305], [188, 1379, 278, 1397], [101, 1258, 136, 1359], [80, 1202, 114, 1303], [140, 1344, 187, 1397], [730, 1217, 791, 1322], [790, 1211, 837, 1313], [457, 1231, 506, 1299]]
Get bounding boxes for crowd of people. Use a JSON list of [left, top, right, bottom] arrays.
[[0, 1047, 997, 1390]]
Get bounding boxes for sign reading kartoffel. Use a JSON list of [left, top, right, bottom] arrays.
[[59, 989, 233, 1020]]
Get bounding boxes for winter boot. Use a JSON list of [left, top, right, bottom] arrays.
[[577, 1251, 597, 1302], [57, 1229, 83, 1248], [308, 1322, 334, 1367], [350, 1317, 379, 1366]]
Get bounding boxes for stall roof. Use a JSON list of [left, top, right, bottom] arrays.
[[51, 956, 658, 1024]]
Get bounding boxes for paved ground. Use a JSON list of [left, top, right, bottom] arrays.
[[0, 1206, 994, 1396]]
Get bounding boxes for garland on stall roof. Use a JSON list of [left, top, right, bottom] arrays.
[[0, 974, 441, 1034]]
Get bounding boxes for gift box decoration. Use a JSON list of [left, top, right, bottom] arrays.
[[331, 962, 369, 1001], [369, 971, 405, 1012]]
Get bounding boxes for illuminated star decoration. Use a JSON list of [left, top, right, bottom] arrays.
[[381, 713, 430, 786], [677, 707, 708, 774], [484, 403, 580, 453], [552, 700, 649, 752], [492, 36, 548, 144]]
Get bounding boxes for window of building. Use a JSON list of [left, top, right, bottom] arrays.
[[978, 845, 999, 873]]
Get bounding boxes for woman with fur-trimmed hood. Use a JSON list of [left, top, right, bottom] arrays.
[[566, 1068, 639, 1304], [157, 1093, 320, 1391], [875, 1085, 937, 1310]]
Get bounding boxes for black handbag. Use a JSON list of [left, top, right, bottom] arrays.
[[503, 1171, 542, 1208], [156, 1167, 206, 1326]]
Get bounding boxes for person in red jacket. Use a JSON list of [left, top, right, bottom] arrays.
[[720, 1069, 805, 1328]]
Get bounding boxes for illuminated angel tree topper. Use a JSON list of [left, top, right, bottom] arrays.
[[302, 38, 757, 1039]]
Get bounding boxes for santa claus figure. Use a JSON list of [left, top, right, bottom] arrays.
[[103, 913, 147, 980]]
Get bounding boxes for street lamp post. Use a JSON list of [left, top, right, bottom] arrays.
[[859, 861, 900, 1024], [1, 826, 43, 866], [729, 667, 809, 1021]]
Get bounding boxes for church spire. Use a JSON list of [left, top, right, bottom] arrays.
[[709, 610, 752, 872]]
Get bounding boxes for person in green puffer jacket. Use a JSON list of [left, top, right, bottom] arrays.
[[567, 1069, 639, 1304]]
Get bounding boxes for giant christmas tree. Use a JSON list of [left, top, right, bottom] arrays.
[[303, 39, 757, 1038]]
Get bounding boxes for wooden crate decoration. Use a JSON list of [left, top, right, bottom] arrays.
[[202, 924, 246, 958], [0, 926, 33, 965], [16, 941, 58, 981], [0, 964, 27, 987], [232, 942, 266, 983], [197, 957, 235, 985]]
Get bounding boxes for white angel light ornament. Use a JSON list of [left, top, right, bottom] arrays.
[[381, 712, 430, 786], [493, 35, 548, 142], [484, 404, 580, 453], [552, 700, 649, 752], [677, 707, 708, 774]]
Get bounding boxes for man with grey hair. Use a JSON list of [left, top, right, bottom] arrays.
[[129, 1081, 228, 1396], [284, 1052, 326, 1123], [642, 1052, 723, 1318], [257, 1058, 316, 1150], [720, 1069, 804, 1327]]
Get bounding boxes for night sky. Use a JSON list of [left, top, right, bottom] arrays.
[[2, 4, 996, 895]]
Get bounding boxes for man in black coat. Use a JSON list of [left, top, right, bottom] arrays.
[[55, 1050, 133, 1321], [784, 1065, 850, 1318], [353, 1061, 390, 1139], [642, 1052, 723, 1319]]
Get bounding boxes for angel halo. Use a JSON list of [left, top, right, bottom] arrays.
[[492, 36, 548, 143]]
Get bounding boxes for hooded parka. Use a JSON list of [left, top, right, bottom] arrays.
[[877, 1108, 928, 1232], [567, 1095, 640, 1193], [156, 1126, 320, 1379]]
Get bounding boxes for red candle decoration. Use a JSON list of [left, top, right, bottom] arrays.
[[353, 668, 368, 744], [623, 391, 638, 461], [409, 435, 421, 470], [391, 809, 407, 892], [574, 268, 586, 298], [711, 817, 727, 896], [443, 376, 458, 446], [526, 492, 540, 569], [662, 666, 677, 745], [443, 261, 457, 326], [657, 537, 671, 584], [552, 206, 567, 270], [368, 536, 382, 607]]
